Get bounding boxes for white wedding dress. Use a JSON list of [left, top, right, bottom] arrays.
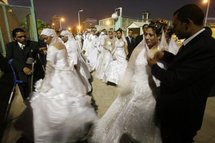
[[90, 41, 161, 143], [30, 45, 98, 143], [104, 39, 127, 84]]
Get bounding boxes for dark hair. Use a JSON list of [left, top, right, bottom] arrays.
[[147, 21, 165, 36], [108, 30, 113, 34], [128, 29, 133, 32], [116, 28, 123, 33], [173, 4, 204, 26], [166, 27, 174, 38], [142, 24, 148, 29], [12, 28, 25, 38], [95, 31, 100, 36]]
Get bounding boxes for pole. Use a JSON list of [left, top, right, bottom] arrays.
[[78, 12, 80, 28], [204, 0, 210, 26], [78, 9, 83, 32], [59, 20, 62, 31], [2, 4, 12, 42], [0, 27, 6, 57], [30, 0, 38, 41]]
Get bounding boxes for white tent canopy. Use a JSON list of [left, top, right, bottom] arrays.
[[127, 21, 149, 35]]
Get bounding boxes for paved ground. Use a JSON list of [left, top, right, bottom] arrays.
[[1, 73, 215, 143]]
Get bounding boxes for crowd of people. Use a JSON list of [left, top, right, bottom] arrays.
[[0, 3, 215, 143]]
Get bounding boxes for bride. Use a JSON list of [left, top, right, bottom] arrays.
[[89, 30, 162, 142], [30, 28, 98, 143]]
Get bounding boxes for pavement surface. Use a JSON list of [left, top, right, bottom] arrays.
[[1, 73, 215, 143]]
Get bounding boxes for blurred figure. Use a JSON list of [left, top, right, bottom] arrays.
[[148, 4, 215, 143], [75, 32, 84, 50], [104, 28, 128, 85], [126, 29, 136, 60], [30, 28, 97, 143], [90, 25, 162, 143], [135, 24, 148, 47], [6, 28, 44, 101], [95, 30, 115, 80], [95, 29, 108, 79], [60, 30, 92, 93]]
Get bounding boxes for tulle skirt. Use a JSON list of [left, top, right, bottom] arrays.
[[89, 79, 161, 143], [30, 69, 98, 143], [104, 59, 127, 84]]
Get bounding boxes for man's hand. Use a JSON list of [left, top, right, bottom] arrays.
[[154, 51, 164, 61], [39, 47, 47, 55], [147, 51, 165, 66], [23, 67, 32, 75], [147, 58, 157, 67]]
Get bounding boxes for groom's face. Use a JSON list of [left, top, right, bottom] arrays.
[[14, 32, 27, 45], [173, 15, 190, 39]]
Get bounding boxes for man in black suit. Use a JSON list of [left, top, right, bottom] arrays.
[[134, 24, 148, 47], [148, 4, 215, 143], [126, 29, 136, 60], [6, 28, 44, 101]]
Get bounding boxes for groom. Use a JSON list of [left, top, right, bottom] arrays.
[[148, 4, 215, 143]]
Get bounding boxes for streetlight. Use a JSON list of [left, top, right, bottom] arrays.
[[77, 25, 82, 32], [52, 23, 55, 29], [68, 27, 72, 31], [78, 9, 84, 32], [59, 17, 65, 30], [202, 0, 210, 26], [105, 20, 111, 26]]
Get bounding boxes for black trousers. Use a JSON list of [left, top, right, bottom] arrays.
[[18, 75, 32, 100], [160, 125, 197, 143], [18, 83, 30, 100]]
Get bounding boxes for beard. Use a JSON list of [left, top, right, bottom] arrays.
[[176, 31, 190, 40]]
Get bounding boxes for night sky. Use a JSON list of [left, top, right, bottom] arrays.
[[8, 0, 215, 27]]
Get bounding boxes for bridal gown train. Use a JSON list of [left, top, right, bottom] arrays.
[[90, 41, 161, 143], [30, 45, 97, 143]]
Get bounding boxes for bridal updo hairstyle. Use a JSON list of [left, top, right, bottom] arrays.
[[147, 20, 168, 36]]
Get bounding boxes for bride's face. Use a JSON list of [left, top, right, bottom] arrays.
[[41, 35, 52, 45], [144, 28, 159, 49], [116, 31, 122, 39]]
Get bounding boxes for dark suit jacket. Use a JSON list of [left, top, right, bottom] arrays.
[[6, 40, 44, 83], [126, 36, 136, 59], [151, 30, 215, 130], [135, 34, 143, 47]]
